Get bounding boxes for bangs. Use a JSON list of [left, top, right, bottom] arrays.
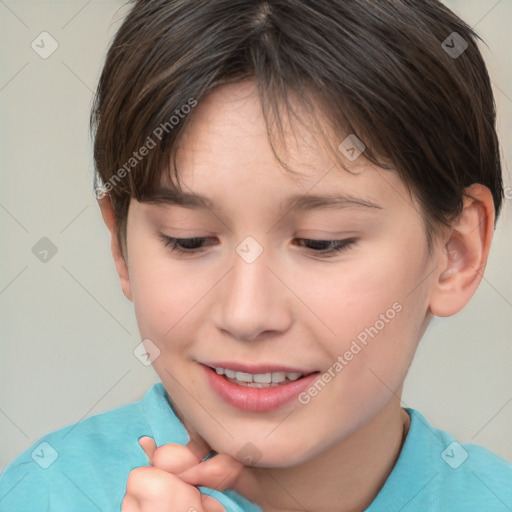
[[91, 0, 502, 257]]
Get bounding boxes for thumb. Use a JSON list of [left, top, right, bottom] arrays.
[[138, 436, 157, 465], [177, 452, 244, 491]]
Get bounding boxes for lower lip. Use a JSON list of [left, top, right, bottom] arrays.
[[202, 365, 320, 413]]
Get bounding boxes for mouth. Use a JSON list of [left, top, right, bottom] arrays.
[[211, 366, 308, 388], [200, 362, 321, 412]]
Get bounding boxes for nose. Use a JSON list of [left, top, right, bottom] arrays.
[[212, 242, 292, 341]]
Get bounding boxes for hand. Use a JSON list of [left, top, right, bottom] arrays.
[[121, 434, 244, 512]]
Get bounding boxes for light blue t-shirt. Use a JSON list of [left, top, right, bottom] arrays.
[[0, 382, 510, 511]]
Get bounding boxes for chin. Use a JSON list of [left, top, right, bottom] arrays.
[[258, 448, 319, 468], [223, 436, 319, 469]]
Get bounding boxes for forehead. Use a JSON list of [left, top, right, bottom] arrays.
[[152, 81, 415, 217], [176, 80, 336, 169]]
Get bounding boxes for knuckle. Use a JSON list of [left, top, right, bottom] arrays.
[[153, 443, 181, 462], [153, 443, 196, 472], [126, 466, 148, 490], [126, 466, 173, 497]]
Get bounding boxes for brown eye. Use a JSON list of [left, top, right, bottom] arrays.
[[160, 236, 213, 254], [296, 238, 358, 255]]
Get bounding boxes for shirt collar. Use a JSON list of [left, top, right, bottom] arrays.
[[365, 407, 444, 510], [142, 382, 190, 446], [143, 384, 444, 511]]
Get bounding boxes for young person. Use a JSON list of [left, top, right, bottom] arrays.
[[1, 1, 510, 511]]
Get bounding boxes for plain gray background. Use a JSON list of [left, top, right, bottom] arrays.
[[1, 0, 511, 471]]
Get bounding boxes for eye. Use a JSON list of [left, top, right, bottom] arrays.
[[159, 235, 358, 257], [295, 238, 358, 255], [160, 235, 213, 254]]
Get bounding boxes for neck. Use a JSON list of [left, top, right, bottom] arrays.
[[234, 395, 410, 512]]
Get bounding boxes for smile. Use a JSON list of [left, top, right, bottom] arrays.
[[214, 367, 303, 387], [201, 362, 321, 412]]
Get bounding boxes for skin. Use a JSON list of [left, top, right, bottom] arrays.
[[99, 79, 495, 512], [122, 436, 234, 511]]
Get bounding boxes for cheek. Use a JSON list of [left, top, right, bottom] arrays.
[[297, 242, 423, 342], [302, 235, 429, 387], [127, 236, 186, 342], [128, 237, 218, 359]]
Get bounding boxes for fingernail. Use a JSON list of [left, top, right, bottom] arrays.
[[200, 449, 218, 462]]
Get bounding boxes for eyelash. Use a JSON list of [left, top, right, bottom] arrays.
[[159, 235, 358, 257]]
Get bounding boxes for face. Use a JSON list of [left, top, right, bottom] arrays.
[[122, 80, 437, 466]]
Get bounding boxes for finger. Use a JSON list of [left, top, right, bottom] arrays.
[[151, 443, 199, 473], [202, 494, 226, 512], [125, 466, 202, 508], [120, 493, 139, 512], [138, 436, 157, 465], [150, 428, 216, 473], [177, 452, 244, 491]]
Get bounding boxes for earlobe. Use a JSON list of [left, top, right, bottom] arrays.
[[97, 194, 133, 302], [429, 184, 495, 317]]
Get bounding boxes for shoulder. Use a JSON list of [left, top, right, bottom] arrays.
[[409, 409, 512, 511], [3, 386, 150, 467], [436, 432, 512, 507], [368, 408, 512, 512], [0, 384, 161, 512], [0, 383, 260, 512]]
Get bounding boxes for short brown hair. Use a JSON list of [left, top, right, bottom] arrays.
[[91, 0, 503, 257]]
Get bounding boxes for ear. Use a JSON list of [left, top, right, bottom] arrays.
[[97, 194, 133, 302], [429, 184, 495, 317]]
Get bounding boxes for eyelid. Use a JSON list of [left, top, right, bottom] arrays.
[[159, 233, 358, 257]]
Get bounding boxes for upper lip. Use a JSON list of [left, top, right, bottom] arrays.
[[200, 361, 317, 375]]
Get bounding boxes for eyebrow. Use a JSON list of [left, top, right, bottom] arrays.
[[143, 187, 384, 213]]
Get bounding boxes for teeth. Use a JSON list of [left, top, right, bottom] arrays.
[[253, 373, 272, 383], [235, 371, 252, 382], [271, 371, 286, 383], [214, 367, 304, 386]]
